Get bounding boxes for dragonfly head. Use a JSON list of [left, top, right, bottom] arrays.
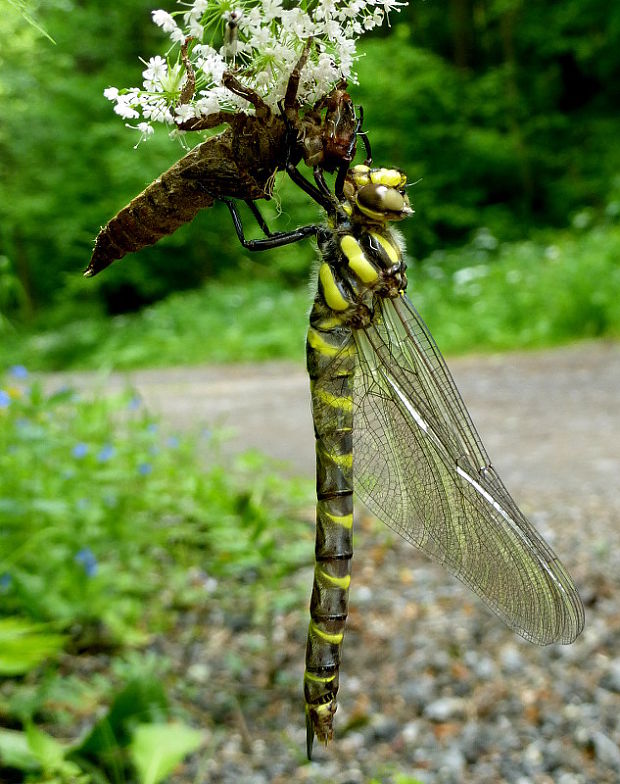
[[344, 164, 413, 224]]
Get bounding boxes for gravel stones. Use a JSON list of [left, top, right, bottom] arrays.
[[115, 344, 620, 784]]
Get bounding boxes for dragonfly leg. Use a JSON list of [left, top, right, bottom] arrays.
[[221, 72, 272, 120], [286, 162, 335, 214], [221, 199, 319, 251], [244, 200, 274, 237]]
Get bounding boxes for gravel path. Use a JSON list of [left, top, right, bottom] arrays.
[[51, 341, 620, 783]]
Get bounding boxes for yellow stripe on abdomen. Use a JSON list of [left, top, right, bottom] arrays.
[[304, 671, 337, 684], [323, 510, 353, 529], [307, 327, 355, 358], [309, 621, 344, 645], [317, 441, 353, 469], [313, 387, 354, 411], [315, 565, 351, 591]]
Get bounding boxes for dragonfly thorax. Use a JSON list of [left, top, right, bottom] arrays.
[[311, 165, 413, 328], [315, 223, 408, 329]]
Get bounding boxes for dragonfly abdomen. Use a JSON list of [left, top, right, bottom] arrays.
[[305, 314, 355, 753], [304, 197, 407, 754]]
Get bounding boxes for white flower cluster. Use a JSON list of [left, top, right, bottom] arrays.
[[104, 0, 405, 141]]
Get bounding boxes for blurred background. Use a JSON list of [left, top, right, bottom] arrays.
[[1, 0, 619, 366], [1, 2, 619, 783]]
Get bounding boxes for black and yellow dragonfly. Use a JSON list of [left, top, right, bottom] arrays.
[[222, 158, 585, 757], [87, 57, 584, 758]]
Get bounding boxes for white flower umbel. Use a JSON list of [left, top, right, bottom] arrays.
[[104, 0, 406, 141]]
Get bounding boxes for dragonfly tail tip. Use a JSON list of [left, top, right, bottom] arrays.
[[306, 715, 315, 760]]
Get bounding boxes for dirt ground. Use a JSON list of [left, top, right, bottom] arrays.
[[50, 340, 620, 509], [45, 340, 620, 782]]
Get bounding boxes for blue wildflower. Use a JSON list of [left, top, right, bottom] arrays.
[[75, 548, 98, 577], [97, 444, 115, 462], [166, 435, 180, 449], [0, 573, 12, 591], [9, 365, 28, 379], [72, 443, 89, 459], [127, 395, 141, 410], [146, 423, 158, 434], [138, 462, 152, 475], [0, 390, 10, 408]]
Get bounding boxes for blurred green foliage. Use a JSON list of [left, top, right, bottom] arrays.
[[0, 676, 205, 783], [0, 370, 310, 638], [0, 367, 312, 781], [0, 618, 66, 676], [0, 0, 619, 323], [1, 222, 618, 372]]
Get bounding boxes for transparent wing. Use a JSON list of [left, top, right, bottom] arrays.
[[352, 293, 584, 645]]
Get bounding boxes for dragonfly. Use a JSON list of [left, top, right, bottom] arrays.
[[222, 160, 585, 757], [87, 56, 584, 758]]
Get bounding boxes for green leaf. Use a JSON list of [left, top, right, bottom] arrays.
[[129, 723, 205, 784], [7, 0, 56, 42], [0, 617, 66, 675], [0, 728, 40, 771], [74, 677, 169, 756], [25, 722, 66, 769], [24, 723, 82, 777]]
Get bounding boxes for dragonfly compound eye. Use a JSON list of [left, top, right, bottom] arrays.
[[356, 184, 408, 220]]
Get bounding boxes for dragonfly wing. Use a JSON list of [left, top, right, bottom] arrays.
[[352, 293, 584, 645]]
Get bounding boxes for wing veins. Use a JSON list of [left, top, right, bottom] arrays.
[[350, 295, 584, 644]]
